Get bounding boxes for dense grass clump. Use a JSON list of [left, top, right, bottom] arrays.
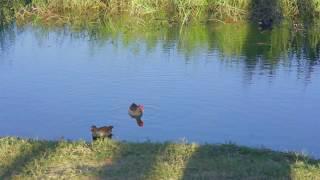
[[0, 137, 319, 179], [4, 0, 320, 27], [0, 0, 28, 26], [15, 0, 109, 27]]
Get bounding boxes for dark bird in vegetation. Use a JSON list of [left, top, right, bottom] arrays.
[[258, 18, 273, 30], [128, 103, 144, 127], [91, 125, 113, 141]]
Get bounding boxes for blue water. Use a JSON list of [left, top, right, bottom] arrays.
[[1, 24, 320, 158]]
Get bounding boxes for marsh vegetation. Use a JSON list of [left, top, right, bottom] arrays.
[[1, 0, 320, 27]]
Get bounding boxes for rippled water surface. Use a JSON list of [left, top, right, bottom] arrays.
[[1, 22, 320, 157]]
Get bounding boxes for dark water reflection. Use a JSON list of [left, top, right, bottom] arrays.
[[0, 22, 320, 158]]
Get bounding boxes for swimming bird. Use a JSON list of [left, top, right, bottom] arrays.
[[91, 125, 113, 141], [258, 18, 273, 30], [128, 103, 144, 127]]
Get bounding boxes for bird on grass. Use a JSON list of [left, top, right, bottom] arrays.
[[91, 125, 113, 141]]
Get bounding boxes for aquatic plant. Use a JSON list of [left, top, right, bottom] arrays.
[[5, 0, 320, 26], [0, 0, 28, 26]]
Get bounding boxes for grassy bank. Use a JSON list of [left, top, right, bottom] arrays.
[[0, 0, 29, 26], [0, 137, 319, 179], [0, 0, 318, 26]]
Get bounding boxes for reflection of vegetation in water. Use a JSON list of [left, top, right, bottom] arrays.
[[0, 23, 16, 54], [289, 24, 320, 80], [16, 18, 319, 80], [1, 7, 320, 80], [208, 23, 249, 58]]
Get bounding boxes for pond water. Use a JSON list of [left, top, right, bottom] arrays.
[[0, 22, 320, 158]]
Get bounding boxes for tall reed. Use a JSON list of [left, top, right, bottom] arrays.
[[8, 0, 320, 26], [0, 0, 27, 26]]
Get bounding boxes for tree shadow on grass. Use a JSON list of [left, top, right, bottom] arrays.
[[95, 141, 170, 180], [182, 143, 320, 179], [0, 138, 59, 179], [93, 140, 320, 179]]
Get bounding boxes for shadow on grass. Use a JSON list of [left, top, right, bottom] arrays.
[[182, 143, 320, 179], [95, 141, 170, 179], [93, 140, 320, 179], [0, 139, 59, 179], [1, 138, 319, 179]]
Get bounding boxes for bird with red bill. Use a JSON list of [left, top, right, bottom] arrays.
[[128, 103, 144, 127]]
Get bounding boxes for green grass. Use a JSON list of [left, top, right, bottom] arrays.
[[0, 137, 319, 179], [0, 0, 29, 27], [6, 0, 320, 26], [2, 0, 320, 30]]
